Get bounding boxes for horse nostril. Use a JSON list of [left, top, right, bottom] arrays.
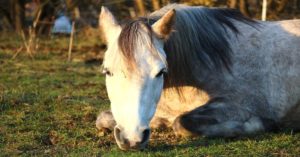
[[114, 127, 128, 145], [115, 127, 121, 140], [141, 129, 150, 144], [114, 126, 122, 142], [114, 126, 131, 150], [114, 127, 150, 150]]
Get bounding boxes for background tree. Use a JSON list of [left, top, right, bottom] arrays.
[[12, 0, 25, 32]]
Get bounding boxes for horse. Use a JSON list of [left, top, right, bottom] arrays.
[[96, 4, 300, 150]]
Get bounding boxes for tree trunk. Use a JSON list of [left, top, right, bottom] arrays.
[[276, 0, 288, 13], [161, 0, 170, 6], [228, 0, 237, 8], [297, 0, 300, 13], [239, 0, 250, 17], [135, 0, 146, 16], [152, 0, 161, 11], [11, 0, 25, 33]]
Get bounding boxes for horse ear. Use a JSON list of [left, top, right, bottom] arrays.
[[99, 6, 121, 43], [152, 9, 176, 39]]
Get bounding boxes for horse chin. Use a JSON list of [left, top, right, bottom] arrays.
[[116, 141, 149, 151], [115, 138, 149, 151]]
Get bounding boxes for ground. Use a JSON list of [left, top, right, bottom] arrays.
[[0, 33, 299, 156]]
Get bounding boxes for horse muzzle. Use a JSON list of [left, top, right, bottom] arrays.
[[114, 126, 150, 150]]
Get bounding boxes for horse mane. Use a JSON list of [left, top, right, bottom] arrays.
[[118, 4, 257, 89]]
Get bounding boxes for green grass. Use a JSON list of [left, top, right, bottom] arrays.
[[0, 40, 300, 156]]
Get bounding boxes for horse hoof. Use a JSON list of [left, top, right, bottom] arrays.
[[172, 117, 197, 137]]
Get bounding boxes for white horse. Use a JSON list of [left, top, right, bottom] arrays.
[[96, 4, 300, 150]]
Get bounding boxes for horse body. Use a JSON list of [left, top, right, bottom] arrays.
[[155, 19, 300, 135], [97, 4, 300, 150], [231, 20, 300, 120]]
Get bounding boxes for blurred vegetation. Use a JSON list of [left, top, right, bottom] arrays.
[[1, 0, 300, 33], [0, 0, 299, 60]]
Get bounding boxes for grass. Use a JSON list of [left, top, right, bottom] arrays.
[[0, 36, 300, 156]]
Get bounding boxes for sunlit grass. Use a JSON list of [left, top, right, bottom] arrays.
[[0, 39, 299, 156]]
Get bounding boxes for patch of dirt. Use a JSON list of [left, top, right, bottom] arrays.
[[83, 112, 96, 122], [66, 120, 76, 129], [151, 128, 181, 145], [98, 133, 115, 149], [41, 130, 63, 146]]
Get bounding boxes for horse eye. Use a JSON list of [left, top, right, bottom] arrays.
[[155, 68, 167, 78], [102, 68, 113, 76]]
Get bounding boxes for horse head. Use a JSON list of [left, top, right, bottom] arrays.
[[99, 6, 175, 150]]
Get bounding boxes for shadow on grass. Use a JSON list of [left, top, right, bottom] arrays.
[[146, 130, 292, 153]]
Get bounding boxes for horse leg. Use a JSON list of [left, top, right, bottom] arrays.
[[95, 110, 170, 131], [172, 101, 278, 137], [96, 110, 116, 132], [96, 110, 171, 132], [281, 101, 300, 130], [150, 117, 171, 129]]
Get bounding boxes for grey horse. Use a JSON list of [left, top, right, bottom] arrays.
[[97, 4, 300, 150]]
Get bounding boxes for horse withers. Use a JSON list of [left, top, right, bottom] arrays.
[[96, 4, 300, 150]]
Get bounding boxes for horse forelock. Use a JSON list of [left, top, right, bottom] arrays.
[[117, 18, 159, 72]]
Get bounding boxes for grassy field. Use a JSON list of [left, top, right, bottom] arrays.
[[0, 35, 300, 156]]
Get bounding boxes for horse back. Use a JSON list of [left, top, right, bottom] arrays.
[[231, 19, 300, 123]]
